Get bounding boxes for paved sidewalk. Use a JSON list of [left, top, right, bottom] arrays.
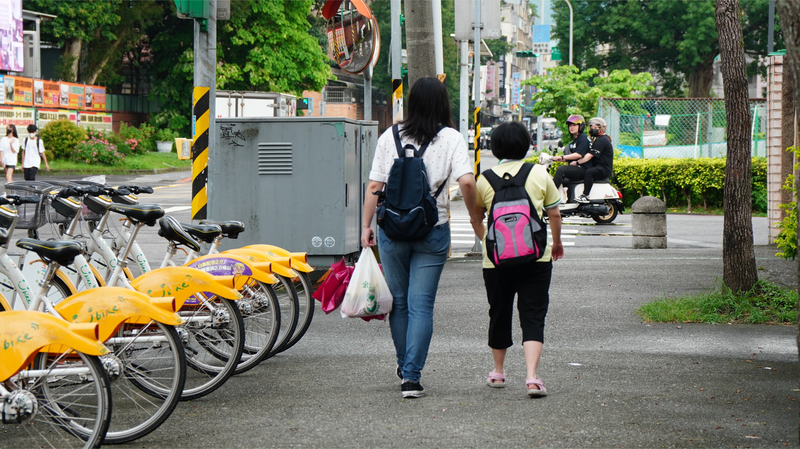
[[132, 244, 797, 448]]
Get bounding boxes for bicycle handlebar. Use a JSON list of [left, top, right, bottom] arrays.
[[118, 185, 154, 195], [0, 194, 41, 205]]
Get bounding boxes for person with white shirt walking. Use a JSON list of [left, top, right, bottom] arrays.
[[22, 124, 49, 181], [0, 124, 19, 182]]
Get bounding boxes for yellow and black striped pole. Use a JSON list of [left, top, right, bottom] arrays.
[[192, 87, 210, 220], [474, 107, 481, 179], [392, 79, 403, 123]]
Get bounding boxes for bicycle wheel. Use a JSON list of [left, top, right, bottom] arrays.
[[3, 350, 112, 449], [178, 295, 244, 401], [102, 320, 186, 444], [278, 272, 315, 353], [266, 276, 299, 358], [232, 279, 281, 375]]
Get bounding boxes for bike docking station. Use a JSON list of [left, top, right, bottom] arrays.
[[208, 117, 377, 268]]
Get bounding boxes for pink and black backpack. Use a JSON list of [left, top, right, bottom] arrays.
[[482, 163, 547, 267]]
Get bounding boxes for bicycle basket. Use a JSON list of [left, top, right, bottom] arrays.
[[4, 181, 53, 230]]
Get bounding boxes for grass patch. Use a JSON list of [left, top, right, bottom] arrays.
[[637, 279, 797, 325], [665, 206, 767, 217], [50, 152, 191, 173]]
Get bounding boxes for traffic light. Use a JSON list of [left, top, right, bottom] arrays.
[[515, 51, 540, 58], [174, 0, 209, 30]]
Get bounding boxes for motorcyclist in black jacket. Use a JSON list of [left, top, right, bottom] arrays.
[[573, 117, 613, 203]]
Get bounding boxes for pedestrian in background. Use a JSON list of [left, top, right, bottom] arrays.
[[22, 124, 49, 181], [361, 76, 480, 398], [1, 124, 19, 183], [472, 121, 563, 397]]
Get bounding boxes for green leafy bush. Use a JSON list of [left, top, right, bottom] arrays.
[[775, 147, 797, 259], [72, 136, 126, 166], [39, 119, 86, 160], [154, 128, 179, 142], [118, 122, 153, 155], [527, 154, 768, 213]]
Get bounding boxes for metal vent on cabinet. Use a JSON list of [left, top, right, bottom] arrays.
[[257, 142, 292, 175]]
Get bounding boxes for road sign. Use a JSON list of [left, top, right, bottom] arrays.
[[454, 0, 502, 40], [532, 25, 551, 54], [551, 47, 562, 61]]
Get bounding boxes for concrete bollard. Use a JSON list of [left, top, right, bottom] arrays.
[[631, 196, 667, 249]]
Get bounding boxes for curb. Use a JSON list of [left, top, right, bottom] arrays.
[[38, 166, 190, 176]]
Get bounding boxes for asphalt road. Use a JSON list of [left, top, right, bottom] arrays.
[[6, 170, 798, 448]]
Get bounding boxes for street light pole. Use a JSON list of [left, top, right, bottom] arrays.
[[564, 0, 573, 66]]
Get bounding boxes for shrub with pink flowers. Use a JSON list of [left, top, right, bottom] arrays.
[[73, 134, 126, 166]]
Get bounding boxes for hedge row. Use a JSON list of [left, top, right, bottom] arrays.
[[533, 156, 767, 213]]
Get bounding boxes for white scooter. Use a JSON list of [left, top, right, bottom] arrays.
[[538, 146, 624, 224]]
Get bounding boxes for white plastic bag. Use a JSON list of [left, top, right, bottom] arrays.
[[340, 247, 393, 318]]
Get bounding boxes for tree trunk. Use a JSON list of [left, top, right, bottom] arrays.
[[63, 37, 82, 83], [716, 0, 758, 292], [405, 0, 436, 87], [781, 62, 795, 216], [774, 0, 800, 442], [85, 38, 124, 85], [687, 61, 715, 98]]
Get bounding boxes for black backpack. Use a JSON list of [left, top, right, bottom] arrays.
[[375, 124, 447, 241], [482, 163, 548, 267]]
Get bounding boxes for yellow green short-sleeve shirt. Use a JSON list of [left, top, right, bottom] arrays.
[[476, 161, 561, 268]]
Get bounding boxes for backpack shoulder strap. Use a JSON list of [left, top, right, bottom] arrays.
[[391, 124, 404, 158], [514, 163, 535, 184], [481, 168, 503, 191]]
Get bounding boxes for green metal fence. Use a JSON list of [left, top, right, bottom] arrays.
[[106, 94, 161, 114], [597, 98, 767, 158]]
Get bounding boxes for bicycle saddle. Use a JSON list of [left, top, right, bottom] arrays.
[[180, 222, 222, 244], [200, 220, 245, 239], [107, 204, 165, 226], [157, 216, 201, 252], [16, 239, 84, 266]]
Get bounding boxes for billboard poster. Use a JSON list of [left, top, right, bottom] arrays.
[[0, 0, 23, 73], [35, 80, 60, 107], [485, 62, 496, 99], [3, 75, 32, 105], [37, 109, 77, 129], [0, 105, 34, 138], [78, 111, 112, 132], [85, 85, 106, 111], [64, 83, 84, 109], [511, 72, 520, 106]]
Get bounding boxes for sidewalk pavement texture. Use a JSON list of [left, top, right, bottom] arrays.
[[131, 244, 797, 448], [14, 171, 800, 447]]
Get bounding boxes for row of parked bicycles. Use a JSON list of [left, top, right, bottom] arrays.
[[0, 179, 315, 448]]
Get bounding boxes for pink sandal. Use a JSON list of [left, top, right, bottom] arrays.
[[526, 377, 547, 397], [486, 370, 506, 388]]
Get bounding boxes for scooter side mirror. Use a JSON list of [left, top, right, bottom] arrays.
[[557, 140, 564, 148]]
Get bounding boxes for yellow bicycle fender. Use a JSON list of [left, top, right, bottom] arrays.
[[243, 244, 314, 272], [89, 265, 108, 287], [131, 266, 242, 304], [54, 269, 79, 295], [54, 287, 183, 341], [0, 311, 108, 381], [186, 254, 278, 286], [0, 292, 11, 311], [222, 248, 296, 278]]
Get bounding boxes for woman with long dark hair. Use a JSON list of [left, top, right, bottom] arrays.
[[361, 77, 480, 398], [1, 123, 19, 182]]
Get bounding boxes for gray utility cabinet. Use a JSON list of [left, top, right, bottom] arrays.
[[209, 117, 377, 267]]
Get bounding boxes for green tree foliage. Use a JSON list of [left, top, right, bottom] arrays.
[[522, 66, 653, 141], [25, 0, 122, 82], [550, 0, 782, 97], [775, 147, 798, 259], [216, 0, 331, 95]]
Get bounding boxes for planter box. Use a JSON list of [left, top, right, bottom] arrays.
[[156, 141, 173, 153]]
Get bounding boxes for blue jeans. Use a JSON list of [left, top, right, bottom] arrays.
[[378, 223, 450, 383]]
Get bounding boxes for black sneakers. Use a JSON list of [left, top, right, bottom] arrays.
[[396, 366, 403, 380], [576, 194, 590, 203], [401, 381, 425, 398]]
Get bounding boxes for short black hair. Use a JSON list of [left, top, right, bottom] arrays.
[[490, 121, 530, 160], [27, 124, 37, 133]]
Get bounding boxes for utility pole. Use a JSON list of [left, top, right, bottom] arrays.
[[405, 0, 436, 86], [471, 0, 482, 254], [391, 0, 403, 123]]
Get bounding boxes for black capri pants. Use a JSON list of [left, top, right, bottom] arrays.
[[483, 261, 552, 349]]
